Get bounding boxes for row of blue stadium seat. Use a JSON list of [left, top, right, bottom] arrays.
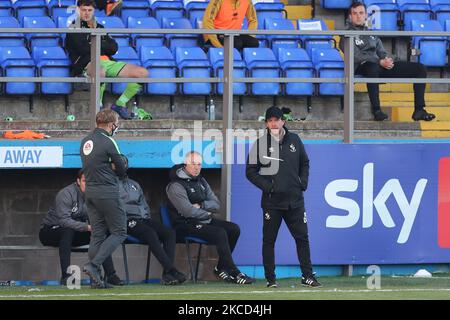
[[3, 12, 450, 67], [0, 0, 287, 28], [323, 0, 450, 30], [0, 44, 344, 96]]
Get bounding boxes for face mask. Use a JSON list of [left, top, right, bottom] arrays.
[[111, 123, 119, 136]]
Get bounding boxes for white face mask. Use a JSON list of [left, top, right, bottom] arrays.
[[111, 123, 119, 136]]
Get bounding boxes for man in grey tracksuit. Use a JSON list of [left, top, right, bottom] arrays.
[[80, 109, 127, 288], [118, 170, 186, 285], [39, 170, 123, 286], [340, 1, 435, 122]]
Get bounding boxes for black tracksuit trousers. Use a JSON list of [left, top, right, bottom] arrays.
[[174, 218, 241, 274], [127, 219, 176, 273], [356, 61, 427, 112], [262, 207, 313, 281], [39, 226, 116, 278]]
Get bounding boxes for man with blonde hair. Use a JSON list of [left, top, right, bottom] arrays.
[[80, 109, 128, 288]]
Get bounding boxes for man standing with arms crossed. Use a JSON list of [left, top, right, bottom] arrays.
[[80, 109, 128, 288], [246, 106, 321, 288]]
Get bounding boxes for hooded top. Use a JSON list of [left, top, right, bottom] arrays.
[[166, 164, 220, 226], [339, 22, 388, 69], [246, 126, 309, 210], [41, 182, 89, 232], [118, 177, 151, 220]]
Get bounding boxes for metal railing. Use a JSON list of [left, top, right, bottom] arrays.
[[1, 27, 449, 219]]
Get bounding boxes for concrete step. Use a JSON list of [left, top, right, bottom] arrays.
[[285, 5, 313, 20], [355, 83, 433, 93], [421, 122, 450, 138], [380, 93, 450, 107], [0, 119, 423, 140], [392, 107, 450, 122]]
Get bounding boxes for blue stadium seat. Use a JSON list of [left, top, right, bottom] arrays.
[[297, 19, 334, 56], [32, 46, 72, 94], [140, 46, 177, 95], [253, 0, 286, 28], [174, 46, 211, 95], [264, 18, 300, 53], [0, 0, 13, 17], [243, 47, 280, 95], [430, 0, 450, 27], [23, 16, 61, 48], [13, 0, 48, 24], [57, 14, 75, 28], [411, 19, 447, 66], [321, 0, 353, 9], [111, 46, 141, 94], [128, 16, 164, 52], [0, 16, 25, 46], [150, 0, 185, 25], [277, 47, 314, 96], [160, 204, 209, 283], [311, 48, 344, 96], [397, 0, 432, 30], [208, 47, 247, 95], [96, 16, 130, 47], [363, 0, 400, 31], [0, 46, 36, 94], [162, 17, 198, 51], [121, 235, 152, 285], [184, 0, 207, 27], [121, 0, 151, 26], [47, 0, 76, 18], [242, 18, 267, 48]]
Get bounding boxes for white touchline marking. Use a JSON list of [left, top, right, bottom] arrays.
[[2, 288, 450, 299]]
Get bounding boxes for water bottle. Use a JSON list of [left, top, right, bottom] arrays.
[[208, 99, 215, 120], [131, 101, 139, 120]]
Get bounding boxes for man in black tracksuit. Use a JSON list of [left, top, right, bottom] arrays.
[[39, 170, 123, 286], [340, 1, 435, 122], [166, 151, 254, 284], [118, 160, 187, 285], [80, 109, 127, 288], [246, 106, 321, 288]]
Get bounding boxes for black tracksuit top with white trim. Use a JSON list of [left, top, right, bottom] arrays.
[[246, 127, 310, 210], [80, 128, 127, 199]]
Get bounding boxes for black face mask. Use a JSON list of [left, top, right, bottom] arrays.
[[111, 123, 119, 136]]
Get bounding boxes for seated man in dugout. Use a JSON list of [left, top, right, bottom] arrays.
[[65, 0, 149, 120], [39, 169, 124, 287], [166, 151, 255, 285], [340, 1, 436, 122], [118, 156, 187, 285]]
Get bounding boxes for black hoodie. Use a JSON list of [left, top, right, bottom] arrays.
[[65, 19, 118, 76], [246, 127, 309, 210], [166, 164, 220, 226]]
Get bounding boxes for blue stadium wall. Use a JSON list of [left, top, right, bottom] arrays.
[[1, 139, 450, 277]]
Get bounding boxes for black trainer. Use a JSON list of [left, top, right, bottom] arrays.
[[373, 110, 388, 121], [266, 278, 278, 288], [230, 272, 255, 285], [412, 109, 435, 121], [301, 275, 322, 288], [169, 269, 187, 284], [161, 272, 179, 285], [83, 263, 105, 289], [213, 266, 232, 282], [106, 273, 124, 286]]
